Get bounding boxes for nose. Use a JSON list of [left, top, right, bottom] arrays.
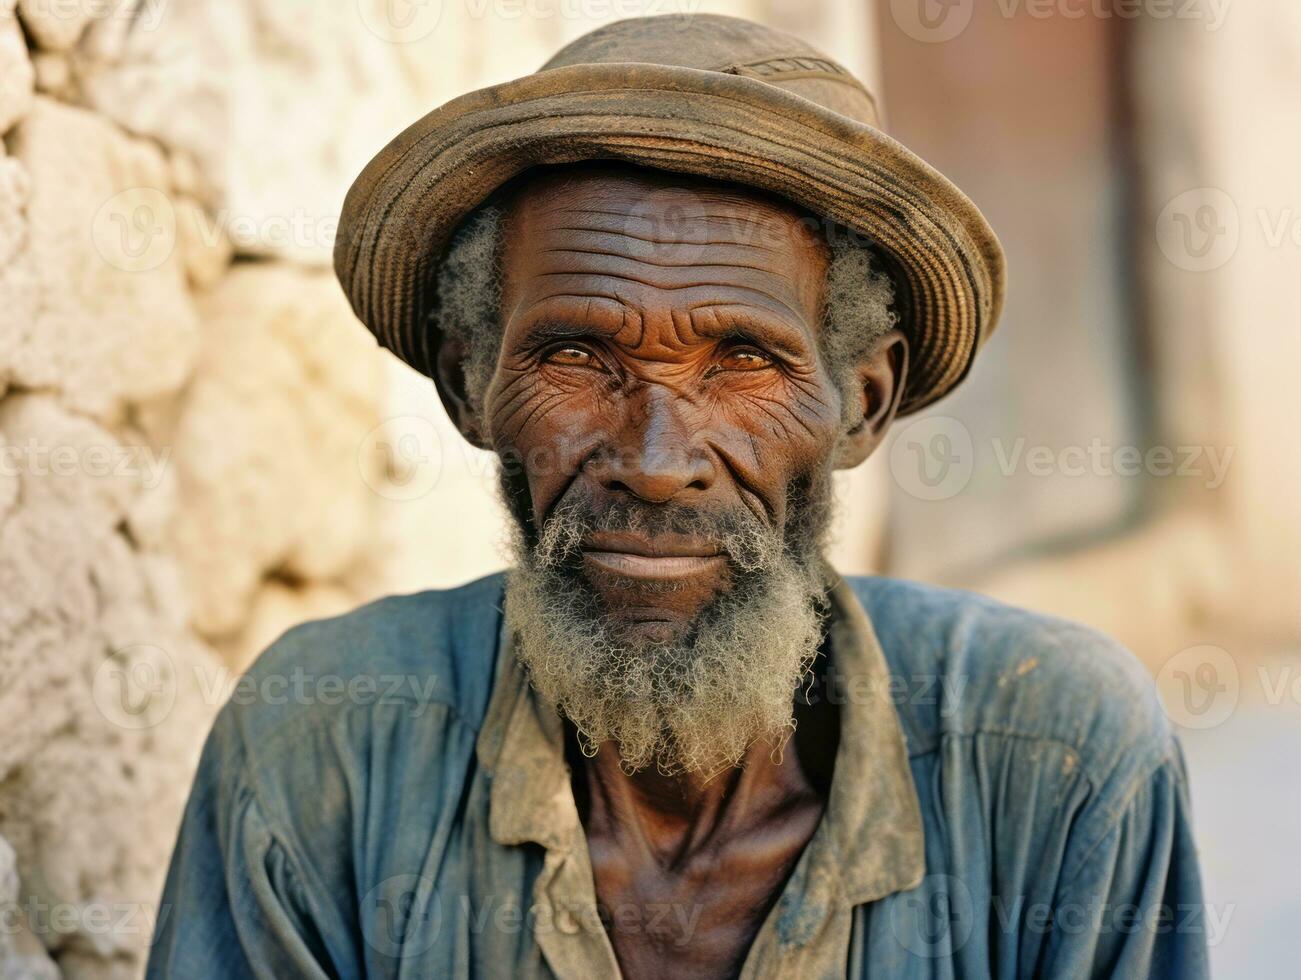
[[594, 387, 715, 503]]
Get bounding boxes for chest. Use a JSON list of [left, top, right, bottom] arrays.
[[585, 810, 823, 979]]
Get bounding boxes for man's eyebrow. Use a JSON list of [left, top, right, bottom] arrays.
[[517, 316, 623, 344], [697, 306, 814, 361], [513, 308, 814, 358]]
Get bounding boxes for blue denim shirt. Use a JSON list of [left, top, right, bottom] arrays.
[[148, 571, 1209, 978]]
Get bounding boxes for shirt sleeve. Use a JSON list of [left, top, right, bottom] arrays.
[[1039, 743, 1210, 979], [146, 711, 337, 980]]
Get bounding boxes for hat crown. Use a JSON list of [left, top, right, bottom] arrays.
[[542, 14, 881, 127]]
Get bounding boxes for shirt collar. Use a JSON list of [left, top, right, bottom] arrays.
[[475, 563, 925, 908]]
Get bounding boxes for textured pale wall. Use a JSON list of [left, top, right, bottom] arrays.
[[0, 17, 221, 974], [969, 2, 1301, 665], [0, 1, 398, 975], [0, 2, 887, 976], [1162, 1, 1301, 642]]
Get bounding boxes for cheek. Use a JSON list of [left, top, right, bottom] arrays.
[[485, 369, 610, 515], [709, 374, 844, 477]]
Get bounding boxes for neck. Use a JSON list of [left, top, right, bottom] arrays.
[[574, 726, 820, 867]]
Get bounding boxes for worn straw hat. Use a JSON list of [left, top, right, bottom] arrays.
[[335, 14, 1005, 415]]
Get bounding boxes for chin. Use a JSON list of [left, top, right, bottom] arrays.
[[615, 617, 691, 647]]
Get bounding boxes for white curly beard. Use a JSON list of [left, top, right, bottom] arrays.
[[502, 477, 833, 777]]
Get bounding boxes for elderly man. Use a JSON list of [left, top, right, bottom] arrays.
[[149, 15, 1207, 980]]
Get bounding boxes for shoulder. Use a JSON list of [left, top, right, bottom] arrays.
[[222, 571, 506, 752], [182, 574, 507, 926], [845, 575, 1177, 791]]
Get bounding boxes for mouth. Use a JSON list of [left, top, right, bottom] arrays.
[[580, 531, 727, 583]]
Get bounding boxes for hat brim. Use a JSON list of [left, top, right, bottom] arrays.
[[335, 61, 1005, 416]]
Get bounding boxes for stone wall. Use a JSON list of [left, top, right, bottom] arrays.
[[0, 1, 394, 975], [963, 2, 1301, 666]]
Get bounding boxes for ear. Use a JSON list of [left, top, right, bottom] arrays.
[[833, 328, 910, 470], [433, 329, 490, 450]]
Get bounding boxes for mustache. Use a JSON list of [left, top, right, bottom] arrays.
[[534, 496, 781, 575]]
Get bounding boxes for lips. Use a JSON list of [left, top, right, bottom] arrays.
[[580, 531, 726, 582]]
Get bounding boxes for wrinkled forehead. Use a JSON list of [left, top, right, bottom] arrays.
[[498, 166, 831, 336]]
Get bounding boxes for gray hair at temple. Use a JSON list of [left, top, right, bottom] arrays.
[[433, 201, 900, 430]]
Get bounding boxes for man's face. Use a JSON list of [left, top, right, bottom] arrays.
[[483, 168, 844, 641], [441, 166, 907, 773]]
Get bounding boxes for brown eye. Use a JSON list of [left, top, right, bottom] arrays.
[[545, 345, 598, 369], [717, 347, 773, 371]]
